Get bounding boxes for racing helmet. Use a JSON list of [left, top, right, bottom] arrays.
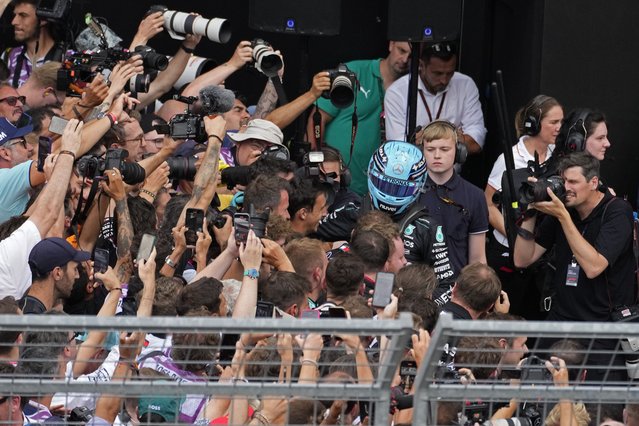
[[367, 141, 427, 216]]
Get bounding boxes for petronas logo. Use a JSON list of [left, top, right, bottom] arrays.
[[436, 226, 444, 243]]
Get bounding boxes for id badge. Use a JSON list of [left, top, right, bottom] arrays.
[[565, 260, 580, 287]]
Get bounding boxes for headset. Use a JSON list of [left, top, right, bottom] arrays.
[[321, 146, 351, 189], [522, 94, 554, 137], [563, 109, 592, 153], [421, 120, 467, 164]]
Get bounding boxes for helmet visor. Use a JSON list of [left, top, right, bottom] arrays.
[[369, 168, 420, 198]]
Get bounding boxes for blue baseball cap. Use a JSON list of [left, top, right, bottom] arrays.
[[0, 117, 33, 146], [28, 237, 91, 275]]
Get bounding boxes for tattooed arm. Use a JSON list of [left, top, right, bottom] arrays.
[[188, 116, 226, 208], [100, 169, 134, 283], [252, 79, 279, 119]]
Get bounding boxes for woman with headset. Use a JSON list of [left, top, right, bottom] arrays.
[[484, 94, 563, 319], [554, 108, 611, 161]]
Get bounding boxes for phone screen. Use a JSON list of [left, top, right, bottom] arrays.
[[37, 136, 51, 172], [372, 272, 395, 308], [234, 213, 250, 245], [137, 233, 156, 263], [48, 115, 69, 135], [255, 301, 275, 318], [185, 208, 204, 246], [93, 248, 110, 274], [400, 360, 418, 377], [301, 309, 320, 319]]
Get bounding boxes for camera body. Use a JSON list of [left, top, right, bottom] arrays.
[[57, 45, 166, 97], [76, 148, 146, 185], [519, 175, 566, 205], [167, 112, 207, 142], [520, 355, 552, 383], [322, 63, 357, 108], [251, 39, 282, 77]]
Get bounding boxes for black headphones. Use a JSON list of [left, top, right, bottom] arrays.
[[421, 120, 467, 164], [321, 146, 351, 188], [564, 109, 592, 153], [522, 95, 553, 136]]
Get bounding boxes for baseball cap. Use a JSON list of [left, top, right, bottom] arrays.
[[0, 117, 33, 146], [138, 392, 182, 422], [227, 118, 283, 146], [28, 237, 91, 275]]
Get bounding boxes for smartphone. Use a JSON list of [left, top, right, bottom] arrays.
[[48, 115, 69, 135], [136, 233, 156, 263], [372, 272, 395, 308], [185, 208, 204, 246], [234, 212, 250, 245], [37, 136, 51, 172], [301, 309, 320, 319], [255, 301, 275, 318], [93, 248, 110, 274], [218, 333, 239, 364], [400, 360, 418, 377], [319, 306, 347, 319]]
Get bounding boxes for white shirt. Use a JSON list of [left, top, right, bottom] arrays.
[[384, 72, 487, 148], [0, 219, 40, 299], [487, 136, 555, 246]]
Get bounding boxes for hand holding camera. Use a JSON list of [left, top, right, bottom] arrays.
[[100, 168, 126, 201], [228, 40, 254, 70]]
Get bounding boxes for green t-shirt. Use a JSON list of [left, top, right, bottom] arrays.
[[317, 58, 384, 196]]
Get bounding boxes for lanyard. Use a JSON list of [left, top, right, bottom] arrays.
[[418, 89, 447, 122]]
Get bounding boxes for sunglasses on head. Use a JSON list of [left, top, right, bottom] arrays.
[[0, 96, 26, 106]]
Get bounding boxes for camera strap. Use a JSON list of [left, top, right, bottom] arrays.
[[312, 105, 323, 149], [269, 76, 288, 105], [347, 103, 358, 168], [71, 178, 101, 226]]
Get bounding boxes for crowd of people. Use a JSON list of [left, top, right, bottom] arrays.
[[0, 0, 637, 425]]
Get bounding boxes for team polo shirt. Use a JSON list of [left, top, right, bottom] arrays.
[[417, 172, 489, 273], [317, 58, 385, 196]]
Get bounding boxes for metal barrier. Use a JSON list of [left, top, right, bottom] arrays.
[[0, 313, 414, 425], [413, 313, 639, 425]]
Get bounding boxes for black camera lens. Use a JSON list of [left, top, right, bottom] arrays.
[[251, 39, 282, 78], [329, 75, 355, 108], [120, 162, 146, 185], [166, 156, 197, 180], [134, 45, 169, 71]]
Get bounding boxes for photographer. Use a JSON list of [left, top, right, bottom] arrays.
[[315, 146, 362, 243], [513, 152, 636, 382]]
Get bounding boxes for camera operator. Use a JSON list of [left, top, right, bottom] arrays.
[[484, 94, 563, 319], [2, 0, 66, 88], [306, 41, 411, 196], [514, 152, 636, 382], [220, 118, 286, 167], [314, 146, 361, 242]]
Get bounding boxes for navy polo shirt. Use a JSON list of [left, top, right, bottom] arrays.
[[417, 172, 489, 273]]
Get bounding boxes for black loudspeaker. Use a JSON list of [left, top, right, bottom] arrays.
[[248, 0, 341, 36], [387, 0, 462, 42]]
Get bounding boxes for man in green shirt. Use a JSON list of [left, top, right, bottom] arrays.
[[306, 42, 411, 195]]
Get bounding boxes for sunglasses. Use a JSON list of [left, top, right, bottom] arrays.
[[4, 138, 27, 149], [0, 96, 26, 106]]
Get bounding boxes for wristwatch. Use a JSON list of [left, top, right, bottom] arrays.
[[243, 268, 259, 279], [165, 255, 177, 268]]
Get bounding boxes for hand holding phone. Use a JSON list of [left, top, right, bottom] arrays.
[[136, 233, 156, 263], [93, 248, 110, 274], [372, 272, 395, 308], [185, 208, 204, 246]]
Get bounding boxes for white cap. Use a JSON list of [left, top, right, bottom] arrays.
[[227, 119, 283, 146]]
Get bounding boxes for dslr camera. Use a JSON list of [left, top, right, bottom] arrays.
[[76, 148, 146, 185], [57, 45, 167, 97], [519, 355, 552, 383], [251, 39, 283, 78], [519, 175, 566, 206], [322, 63, 357, 108], [154, 95, 207, 142]]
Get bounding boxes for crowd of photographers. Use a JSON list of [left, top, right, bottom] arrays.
[[0, 0, 638, 425]]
